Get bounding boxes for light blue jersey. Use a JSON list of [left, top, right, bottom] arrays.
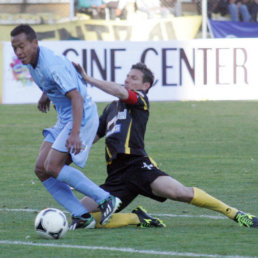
[[27, 46, 98, 167], [27, 46, 95, 126]]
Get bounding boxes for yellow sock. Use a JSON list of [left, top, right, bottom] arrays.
[[92, 212, 140, 228], [190, 187, 238, 219]]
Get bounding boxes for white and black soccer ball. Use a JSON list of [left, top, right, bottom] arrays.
[[34, 208, 68, 239]]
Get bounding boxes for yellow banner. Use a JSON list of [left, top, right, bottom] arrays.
[[1, 16, 201, 41]]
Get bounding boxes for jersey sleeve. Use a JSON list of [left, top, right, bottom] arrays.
[[122, 89, 138, 104], [122, 90, 149, 111]]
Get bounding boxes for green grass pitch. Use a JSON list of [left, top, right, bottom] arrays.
[[0, 101, 258, 257]]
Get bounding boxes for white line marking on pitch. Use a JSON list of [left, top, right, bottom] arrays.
[[0, 240, 255, 258], [0, 209, 255, 258], [0, 208, 226, 220], [153, 213, 226, 219]]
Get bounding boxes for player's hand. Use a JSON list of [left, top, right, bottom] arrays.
[[38, 99, 50, 113], [65, 132, 82, 155], [38, 93, 50, 113], [72, 62, 86, 78], [72, 62, 82, 73]]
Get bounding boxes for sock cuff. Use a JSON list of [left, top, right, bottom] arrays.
[[43, 177, 57, 189], [190, 187, 200, 205], [57, 165, 69, 182]]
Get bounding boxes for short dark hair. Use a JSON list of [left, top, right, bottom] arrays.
[[10, 24, 37, 42], [131, 62, 154, 89]]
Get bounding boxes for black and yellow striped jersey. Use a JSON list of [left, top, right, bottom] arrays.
[[97, 90, 149, 162]]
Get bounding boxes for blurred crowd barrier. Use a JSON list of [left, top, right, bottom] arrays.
[[0, 0, 201, 40], [0, 16, 201, 41], [0, 0, 70, 24]]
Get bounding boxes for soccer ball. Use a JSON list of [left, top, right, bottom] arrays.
[[34, 208, 68, 239]]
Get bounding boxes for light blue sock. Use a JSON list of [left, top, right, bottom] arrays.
[[57, 165, 109, 204], [43, 177, 88, 217]]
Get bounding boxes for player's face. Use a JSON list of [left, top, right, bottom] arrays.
[[124, 69, 150, 92], [11, 33, 38, 65]]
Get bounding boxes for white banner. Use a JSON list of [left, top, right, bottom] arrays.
[[2, 38, 258, 104]]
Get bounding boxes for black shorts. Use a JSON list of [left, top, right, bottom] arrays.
[[100, 155, 168, 212]]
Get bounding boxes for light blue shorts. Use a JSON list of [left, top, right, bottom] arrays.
[[43, 113, 99, 168]]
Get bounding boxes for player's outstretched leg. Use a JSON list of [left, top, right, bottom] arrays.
[[99, 195, 122, 225], [90, 206, 165, 228], [132, 206, 166, 228], [190, 187, 258, 228]]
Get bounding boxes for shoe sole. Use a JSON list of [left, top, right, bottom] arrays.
[[101, 197, 122, 225], [84, 219, 96, 229], [69, 218, 96, 230]]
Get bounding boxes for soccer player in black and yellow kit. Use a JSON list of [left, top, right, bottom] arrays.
[[73, 62, 258, 229]]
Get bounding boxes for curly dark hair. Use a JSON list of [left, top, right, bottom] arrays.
[[10, 24, 37, 42]]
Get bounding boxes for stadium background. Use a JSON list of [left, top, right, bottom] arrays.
[[0, 0, 257, 104], [1, 1, 258, 257]]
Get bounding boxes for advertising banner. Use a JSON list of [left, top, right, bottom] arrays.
[[0, 16, 201, 41], [2, 38, 258, 104], [209, 19, 258, 38]]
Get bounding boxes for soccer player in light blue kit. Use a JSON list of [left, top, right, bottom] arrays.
[[10, 24, 121, 230]]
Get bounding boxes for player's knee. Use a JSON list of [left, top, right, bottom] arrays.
[[43, 159, 59, 178], [172, 186, 194, 203], [34, 163, 47, 181]]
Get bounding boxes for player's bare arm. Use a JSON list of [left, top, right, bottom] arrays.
[[73, 62, 129, 100], [65, 89, 83, 154], [37, 92, 50, 113]]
